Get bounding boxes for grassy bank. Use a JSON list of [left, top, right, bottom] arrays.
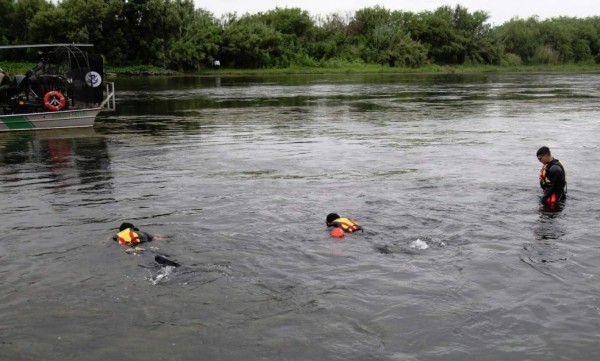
[[2, 61, 600, 77], [105, 65, 177, 76], [0, 61, 35, 75], [0, 62, 178, 76], [108, 63, 600, 76], [195, 63, 600, 76]]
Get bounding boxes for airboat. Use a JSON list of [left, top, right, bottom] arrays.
[[0, 44, 115, 131]]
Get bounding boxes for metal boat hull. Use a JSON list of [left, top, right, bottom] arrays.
[[0, 108, 102, 131]]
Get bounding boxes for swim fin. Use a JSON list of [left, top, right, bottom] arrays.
[[155, 255, 180, 267]]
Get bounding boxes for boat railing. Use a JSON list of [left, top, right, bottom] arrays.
[[100, 82, 116, 111]]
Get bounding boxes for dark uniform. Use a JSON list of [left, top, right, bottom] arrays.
[[539, 158, 566, 204]]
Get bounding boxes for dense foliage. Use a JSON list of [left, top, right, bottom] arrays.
[[1, 0, 599, 70]]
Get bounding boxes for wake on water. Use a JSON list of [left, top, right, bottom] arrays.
[[148, 265, 177, 285], [375, 237, 449, 254]]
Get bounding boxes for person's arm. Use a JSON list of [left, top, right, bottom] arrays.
[[138, 230, 166, 242]]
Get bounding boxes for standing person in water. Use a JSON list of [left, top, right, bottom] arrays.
[[537, 146, 567, 205], [326, 213, 363, 233]]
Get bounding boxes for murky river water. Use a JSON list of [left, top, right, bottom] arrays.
[[1, 72, 600, 360]]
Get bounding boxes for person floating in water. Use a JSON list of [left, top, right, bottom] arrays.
[[113, 222, 179, 266], [113, 222, 160, 246], [326, 213, 363, 235], [537, 146, 567, 205]]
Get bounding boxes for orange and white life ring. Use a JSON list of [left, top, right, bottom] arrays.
[[43, 91, 67, 111]]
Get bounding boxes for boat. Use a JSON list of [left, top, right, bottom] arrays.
[[0, 44, 115, 131]]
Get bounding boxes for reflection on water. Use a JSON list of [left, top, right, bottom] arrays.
[[0, 128, 112, 191], [535, 208, 567, 241], [523, 208, 568, 266], [0, 128, 113, 239], [2, 73, 600, 360]]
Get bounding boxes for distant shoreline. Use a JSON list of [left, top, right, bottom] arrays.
[[2, 62, 600, 77], [105, 64, 600, 76]]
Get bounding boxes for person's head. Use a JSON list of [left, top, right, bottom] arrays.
[[536, 146, 552, 164], [119, 222, 136, 232], [326, 213, 340, 226]]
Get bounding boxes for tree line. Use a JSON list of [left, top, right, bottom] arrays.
[[1, 0, 600, 70]]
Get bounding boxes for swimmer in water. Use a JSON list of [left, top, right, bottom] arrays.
[[113, 222, 162, 246], [113, 222, 179, 267], [326, 213, 363, 233]]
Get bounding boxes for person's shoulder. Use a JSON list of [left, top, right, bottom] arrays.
[[137, 230, 153, 242]]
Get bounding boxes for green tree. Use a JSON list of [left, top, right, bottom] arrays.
[[4, 1, 600, 70], [310, 13, 356, 64], [98, 0, 128, 65], [347, 7, 427, 67], [587, 17, 600, 61], [11, 0, 52, 45], [119, 0, 168, 65], [55, 0, 105, 43], [572, 18, 598, 62], [221, 14, 284, 68], [540, 17, 598, 63], [496, 17, 542, 64], [0, 0, 13, 45], [411, 5, 499, 65], [167, 7, 221, 70], [538, 19, 575, 63], [28, 6, 70, 44], [261, 7, 313, 38], [260, 7, 315, 66]]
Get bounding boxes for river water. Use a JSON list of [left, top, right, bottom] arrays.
[[1, 72, 600, 360]]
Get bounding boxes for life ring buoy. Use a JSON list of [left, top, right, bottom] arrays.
[[43, 91, 67, 111]]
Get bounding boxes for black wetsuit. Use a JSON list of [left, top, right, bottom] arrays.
[[540, 159, 566, 204]]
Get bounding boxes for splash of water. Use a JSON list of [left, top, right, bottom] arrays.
[[150, 265, 176, 285], [409, 238, 429, 250]]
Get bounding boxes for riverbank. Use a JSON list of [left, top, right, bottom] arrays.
[[2, 61, 600, 77], [194, 63, 600, 75], [106, 63, 600, 76]]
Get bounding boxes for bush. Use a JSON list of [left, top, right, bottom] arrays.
[[532, 45, 561, 64], [500, 53, 523, 66]]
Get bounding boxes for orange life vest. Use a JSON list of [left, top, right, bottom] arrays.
[[331, 217, 362, 233]]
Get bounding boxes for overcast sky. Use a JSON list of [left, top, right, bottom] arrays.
[[193, 0, 598, 26]]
